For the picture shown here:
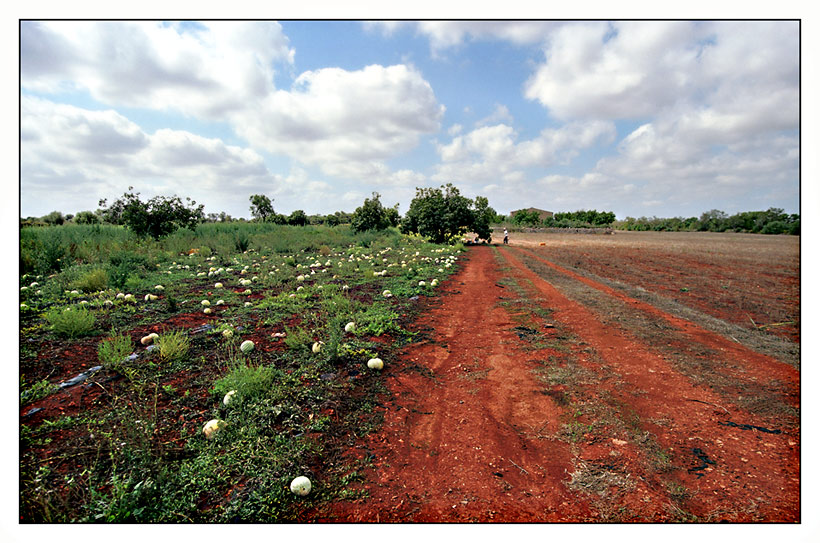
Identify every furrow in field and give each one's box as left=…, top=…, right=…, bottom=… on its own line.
left=498, top=247, right=800, bottom=521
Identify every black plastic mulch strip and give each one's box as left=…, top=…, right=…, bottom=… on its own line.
left=719, top=420, right=781, bottom=434
left=688, top=447, right=716, bottom=478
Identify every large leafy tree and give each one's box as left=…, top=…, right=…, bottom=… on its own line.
left=401, top=183, right=493, bottom=244
left=351, top=192, right=400, bottom=232
left=249, top=194, right=275, bottom=222
left=99, top=187, right=204, bottom=239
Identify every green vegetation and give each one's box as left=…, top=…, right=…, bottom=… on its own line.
left=20, top=218, right=463, bottom=522
left=351, top=192, right=400, bottom=233
left=45, top=307, right=97, bottom=338
left=98, top=187, right=205, bottom=239
left=97, top=332, right=135, bottom=366
left=154, top=330, right=191, bottom=363
left=400, top=183, right=497, bottom=243
left=615, top=208, right=799, bottom=235
left=512, top=209, right=616, bottom=228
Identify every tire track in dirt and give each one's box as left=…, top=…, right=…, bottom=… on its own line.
left=498, top=247, right=800, bottom=521
left=321, top=248, right=593, bottom=522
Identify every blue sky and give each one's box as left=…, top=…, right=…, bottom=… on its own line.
left=19, top=18, right=801, bottom=220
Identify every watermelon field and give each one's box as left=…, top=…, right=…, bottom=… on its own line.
left=18, top=225, right=800, bottom=522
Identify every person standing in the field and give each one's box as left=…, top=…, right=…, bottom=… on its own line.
left=503, top=228, right=509, bottom=245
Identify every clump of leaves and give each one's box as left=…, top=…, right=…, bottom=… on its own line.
left=45, top=307, right=96, bottom=338
left=154, top=330, right=190, bottom=362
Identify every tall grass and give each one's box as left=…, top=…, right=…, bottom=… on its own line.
left=21, top=222, right=396, bottom=281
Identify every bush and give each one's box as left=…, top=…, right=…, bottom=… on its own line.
left=74, top=268, right=109, bottom=293
left=46, top=307, right=97, bottom=338
left=108, top=251, right=149, bottom=289
left=74, top=211, right=100, bottom=224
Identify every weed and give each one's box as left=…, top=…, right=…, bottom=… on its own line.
left=154, top=330, right=190, bottom=362
left=284, top=325, right=314, bottom=352
left=74, top=268, right=109, bottom=293
left=20, top=377, right=57, bottom=404
left=354, top=304, right=402, bottom=336
left=45, top=307, right=96, bottom=338
left=98, top=332, right=134, bottom=366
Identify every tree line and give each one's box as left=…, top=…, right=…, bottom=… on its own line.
left=509, top=208, right=616, bottom=228
left=20, top=187, right=799, bottom=241
left=20, top=184, right=499, bottom=244
left=614, top=208, right=799, bottom=235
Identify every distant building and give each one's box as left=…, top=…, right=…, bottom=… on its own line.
left=510, top=207, right=554, bottom=221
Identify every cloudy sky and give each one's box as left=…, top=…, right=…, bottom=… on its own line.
left=19, top=18, right=800, bottom=220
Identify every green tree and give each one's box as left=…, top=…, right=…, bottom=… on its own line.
left=511, top=209, right=540, bottom=226
left=98, top=187, right=204, bottom=239
left=287, top=209, right=308, bottom=226
left=351, top=192, right=399, bottom=232
left=471, top=196, right=496, bottom=240
left=249, top=194, right=275, bottom=222
left=41, top=211, right=65, bottom=225
left=401, top=183, right=492, bottom=244
left=74, top=210, right=100, bottom=224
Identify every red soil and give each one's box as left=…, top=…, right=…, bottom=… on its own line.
left=317, top=245, right=799, bottom=522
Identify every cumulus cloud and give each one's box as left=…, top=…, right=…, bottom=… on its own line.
left=232, top=64, right=444, bottom=178
left=21, top=97, right=278, bottom=216
left=21, top=22, right=443, bottom=190
left=518, top=20, right=799, bottom=216
left=21, top=21, right=295, bottom=118
left=433, top=120, right=616, bottom=183
left=524, top=21, right=798, bottom=126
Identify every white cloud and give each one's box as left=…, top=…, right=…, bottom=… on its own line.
left=21, top=22, right=443, bottom=191
left=21, top=97, right=278, bottom=216
left=232, top=64, right=444, bottom=178
left=433, top=120, right=616, bottom=183
left=367, top=21, right=562, bottom=53
left=21, top=21, right=295, bottom=118
left=475, top=104, right=514, bottom=127
left=524, top=20, right=799, bottom=127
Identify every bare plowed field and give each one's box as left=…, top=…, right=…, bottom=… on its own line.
left=316, top=233, right=800, bottom=522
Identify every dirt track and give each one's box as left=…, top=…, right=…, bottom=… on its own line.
left=316, top=245, right=799, bottom=522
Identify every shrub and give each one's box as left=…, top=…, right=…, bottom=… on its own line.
left=108, top=251, right=149, bottom=289
left=761, top=220, right=788, bottom=235
left=154, top=330, right=190, bottom=362
left=46, top=307, right=96, bottom=338
left=74, top=211, right=100, bottom=224
left=74, top=268, right=109, bottom=293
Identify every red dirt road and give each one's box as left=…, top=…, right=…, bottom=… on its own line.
left=317, top=245, right=800, bottom=522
